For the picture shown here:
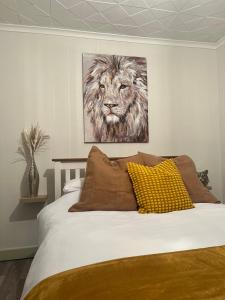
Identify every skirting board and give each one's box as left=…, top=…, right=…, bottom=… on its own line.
left=0, top=246, right=37, bottom=261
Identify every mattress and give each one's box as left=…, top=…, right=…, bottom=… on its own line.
left=22, top=191, right=225, bottom=299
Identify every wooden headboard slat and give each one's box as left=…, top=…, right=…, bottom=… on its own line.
left=52, top=156, right=176, bottom=163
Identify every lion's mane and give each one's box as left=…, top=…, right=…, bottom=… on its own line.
left=84, top=55, right=148, bottom=142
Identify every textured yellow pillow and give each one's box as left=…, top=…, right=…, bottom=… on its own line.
left=128, top=160, right=194, bottom=213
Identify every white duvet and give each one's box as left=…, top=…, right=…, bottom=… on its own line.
left=22, top=191, right=225, bottom=299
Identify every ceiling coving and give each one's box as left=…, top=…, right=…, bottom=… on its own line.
left=0, top=0, right=225, bottom=43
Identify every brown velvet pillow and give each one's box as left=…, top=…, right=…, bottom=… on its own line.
left=69, top=147, right=143, bottom=212
left=139, top=152, right=220, bottom=204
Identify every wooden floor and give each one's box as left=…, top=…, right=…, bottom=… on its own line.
left=0, top=258, right=32, bottom=300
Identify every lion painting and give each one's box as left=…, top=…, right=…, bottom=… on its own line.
left=83, top=54, right=148, bottom=143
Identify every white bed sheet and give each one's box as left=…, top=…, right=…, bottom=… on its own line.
left=22, top=191, right=225, bottom=299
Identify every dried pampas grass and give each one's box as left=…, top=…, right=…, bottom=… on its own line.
left=18, top=124, right=50, bottom=159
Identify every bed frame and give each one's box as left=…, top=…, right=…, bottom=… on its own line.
left=52, top=158, right=87, bottom=200
left=52, top=156, right=176, bottom=200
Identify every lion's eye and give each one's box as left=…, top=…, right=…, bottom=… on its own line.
left=99, top=84, right=105, bottom=89
left=120, top=84, right=127, bottom=90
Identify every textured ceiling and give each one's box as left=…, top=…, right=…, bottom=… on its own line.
left=1, top=0, right=225, bottom=43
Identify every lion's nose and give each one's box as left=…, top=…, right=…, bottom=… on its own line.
left=104, top=103, right=118, bottom=109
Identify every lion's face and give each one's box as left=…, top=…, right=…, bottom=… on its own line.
left=98, top=69, right=136, bottom=124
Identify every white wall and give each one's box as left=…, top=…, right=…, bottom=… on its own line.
left=0, top=29, right=222, bottom=252
left=217, top=42, right=225, bottom=199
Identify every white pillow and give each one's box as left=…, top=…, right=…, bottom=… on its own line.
left=63, top=178, right=84, bottom=193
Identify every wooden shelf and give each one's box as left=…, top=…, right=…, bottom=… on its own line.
left=20, top=195, right=48, bottom=203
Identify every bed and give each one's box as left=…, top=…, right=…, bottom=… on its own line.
left=21, top=155, right=225, bottom=300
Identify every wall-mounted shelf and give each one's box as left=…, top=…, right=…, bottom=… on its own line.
left=20, top=195, right=48, bottom=203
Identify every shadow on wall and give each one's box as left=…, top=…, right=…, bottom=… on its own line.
left=10, top=202, right=44, bottom=221
left=9, top=168, right=55, bottom=222
left=44, top=169, right=55, bottom=204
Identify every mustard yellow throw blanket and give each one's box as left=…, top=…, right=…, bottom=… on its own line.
left=25, top=245, right=225, bottom=300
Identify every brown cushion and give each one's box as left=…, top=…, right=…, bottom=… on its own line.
left=139, top=152, right=220, bottom=204
left=69, top=147, right=143, bottom=212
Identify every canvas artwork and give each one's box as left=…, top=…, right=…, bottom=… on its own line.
left=83, top=53, right=149, bottom=143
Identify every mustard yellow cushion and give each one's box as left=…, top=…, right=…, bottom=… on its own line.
left=128, top=160, right=194, bottom=213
